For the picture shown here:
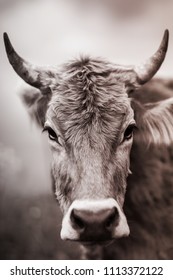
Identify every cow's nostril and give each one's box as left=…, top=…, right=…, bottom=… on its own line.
left=104, top=207, right=119, bottom=229
left=71, top=209, right=85, bottom=230
left=70, top=206, right=119, bottom=233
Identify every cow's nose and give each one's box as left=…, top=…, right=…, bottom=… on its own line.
left=60, top=199, right=130, bottom=241
left=70, top=207, right=119, bottom=241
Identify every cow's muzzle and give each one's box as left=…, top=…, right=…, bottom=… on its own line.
left=60, top=199, right=130, bottom=242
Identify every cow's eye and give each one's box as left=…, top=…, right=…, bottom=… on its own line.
left=43, top=126, right=61, bottom=144
left=47, top=128, right=58, bottom=141
left=123, top=124, right=136, bottom=141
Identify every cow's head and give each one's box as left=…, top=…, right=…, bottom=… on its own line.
left=4, top=30, right=173, bottom=244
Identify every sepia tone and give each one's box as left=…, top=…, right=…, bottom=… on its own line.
left=0, top=0, right=173, bottom=260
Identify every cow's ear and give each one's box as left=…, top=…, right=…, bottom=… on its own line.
left=20, top=84, right=51, bottom=127
left=132, top=98, right=173, bottom=145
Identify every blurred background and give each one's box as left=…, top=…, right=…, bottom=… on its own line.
left=0, top=0, right=173, bottom=259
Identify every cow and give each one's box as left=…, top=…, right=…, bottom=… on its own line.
left=3, top=30, right=173, bottom=259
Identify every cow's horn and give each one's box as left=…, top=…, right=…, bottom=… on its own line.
left=3, top=32, right=47, bottom=88
left=134, top=30, right=169, bottom=84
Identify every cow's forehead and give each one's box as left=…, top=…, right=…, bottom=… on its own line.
left=46, top=57, right=134, bottom=145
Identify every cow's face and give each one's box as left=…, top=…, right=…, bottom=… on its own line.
left=4, top=30, right=173, bottom=244
left=44, top=62, right=136, bottom=241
